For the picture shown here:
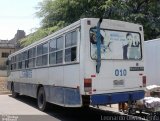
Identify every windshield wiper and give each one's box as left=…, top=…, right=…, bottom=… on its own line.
left=96, top=18, right=103, bottom=73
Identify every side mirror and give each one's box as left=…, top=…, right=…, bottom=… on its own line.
left=6, top=60, right=9, bottom=66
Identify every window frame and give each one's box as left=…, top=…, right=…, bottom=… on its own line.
left=28, top=47, right=36, bottom=68
left=49, top=35, right=64, bottom=65
left=36, top=42, right=49, bottom=67
left=1, top=52, right=9, bottom=58
left=10, top=56, right=17, bottom=70
left=17, top=53, right=22, bottom=70
left=64, top=30, right=78, bottom=63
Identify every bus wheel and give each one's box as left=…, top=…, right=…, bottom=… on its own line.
left=11, top=83, right=19, bottom=98
left=37, top=87, right=48, bottom=111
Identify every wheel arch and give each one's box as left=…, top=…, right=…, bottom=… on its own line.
left=36, top=84, right=44, bottom=98
left=11, top=81, right=14, bottom=90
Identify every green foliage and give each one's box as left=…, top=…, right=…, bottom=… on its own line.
left=21, top=0, right=160, bottom=46
left=20, top=25, right=61, bottom=47
left=36, top=0, right=106, bottom=27
left=102, top=0, right=160, bottom=40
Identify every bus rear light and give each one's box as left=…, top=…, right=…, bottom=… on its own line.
left=142, top=76, right=146, bottom=87
left=84, top=78, right=92, bottom=92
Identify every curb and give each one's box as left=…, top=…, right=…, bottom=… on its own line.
left=0, top=91, right=11, bottom=95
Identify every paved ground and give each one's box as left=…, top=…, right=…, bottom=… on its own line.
left=0, top=94, right=146, bottom=121
left=0, top=95, right=59, bottom=121
left=0, top=94, right=46, bottom=115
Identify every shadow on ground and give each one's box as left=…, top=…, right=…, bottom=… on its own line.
left=9, top=95, right=146, bottom=121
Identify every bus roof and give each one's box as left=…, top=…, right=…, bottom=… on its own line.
left=9, top=19, right=81, bottom=58
left=8, top=18, right=142, bottom=58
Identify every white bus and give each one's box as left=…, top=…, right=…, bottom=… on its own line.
left=7, top=18, right=145, bottom=111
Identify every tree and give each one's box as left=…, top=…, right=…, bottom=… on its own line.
left=102, top=0, right=160, bottom=40
left=21, top=0, right=106, bottom=46
left=21, top=0, right=160, bottom=46
left=36, top=0, right=106, bottom=28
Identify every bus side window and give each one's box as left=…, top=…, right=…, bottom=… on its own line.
left=25, top=60, right=29, bottom=68
left=65, top=31, right=77, bottom=62
left=36, top=42, right=48, bottom=66
left=28, top=48, right=36, bottom=68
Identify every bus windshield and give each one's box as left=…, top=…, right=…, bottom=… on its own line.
left=90, top=29, right=142, bottom=60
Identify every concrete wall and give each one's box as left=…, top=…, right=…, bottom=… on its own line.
left=0, top=77, right=9, bottom=94
left=0, top=70, right=7, bottom=77
left=0, top=45, right=15, bottom=94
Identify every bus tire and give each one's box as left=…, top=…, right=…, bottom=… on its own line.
left=37, top=87, right=48, bottom=111
left=11, top=83, right=19, bottom=98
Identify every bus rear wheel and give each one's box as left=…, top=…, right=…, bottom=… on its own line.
left=37, top=87, right=48, bottom=111
left=11, top=83, right=19, bottom=98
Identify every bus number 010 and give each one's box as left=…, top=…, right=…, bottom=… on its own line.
left=115, top=69, right=127, bottom=76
